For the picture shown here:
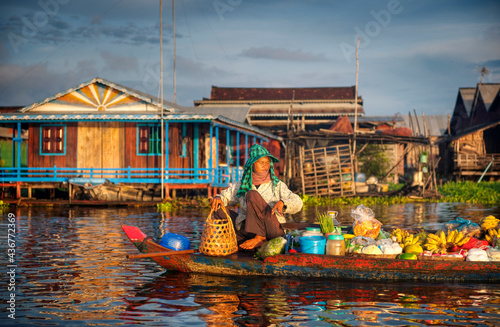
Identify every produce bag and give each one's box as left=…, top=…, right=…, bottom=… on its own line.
left=457, top=221, right=481, bottom=238
left=351, top=205, right=382, bottom=239
left=347, top=236, right=376, bottom=253
left=486, top=247, right=500, bottom=261
left=466, top=248, right=489, bottom=261
left=442, top=217, right=481, bottom=238
left=362, top=244, right=382, bottom=255
left=460, top=238, right=489, bottom=251
left=442, top=217, right=466, bottom=233
left=255, top=237, right=287, bottom=260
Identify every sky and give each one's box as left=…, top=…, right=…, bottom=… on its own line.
left=0, top=0, right=499, bottom=116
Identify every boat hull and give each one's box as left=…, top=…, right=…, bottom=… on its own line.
left=122, top=225, right=500, bottom=283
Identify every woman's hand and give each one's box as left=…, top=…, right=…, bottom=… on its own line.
left=272, top=200, right=284, bottom=216
left=211, top=196, right=224, bottom=211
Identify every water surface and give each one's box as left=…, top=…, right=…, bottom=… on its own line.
left=0, top=203, right=499, bottom=326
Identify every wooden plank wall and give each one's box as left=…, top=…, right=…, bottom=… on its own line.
left=28, top=122, right=78, bottom=168
left=124, top=122, right=159, bottom=170
left=77, top=122, right=124, bottom=177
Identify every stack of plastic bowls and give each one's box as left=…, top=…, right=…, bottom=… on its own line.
left=159, top=233, right=191, bottom=251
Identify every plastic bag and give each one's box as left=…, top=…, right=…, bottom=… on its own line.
left=486, top=247, right=500, bottom=261
left=351, top=205, right=382, bottom=239
left=457, top=221, right=481, bottom=238
left=362, top=244, right=382, bottom=255
left=377, top=229, right=390, bottom=240
left=442, top=217, right=466, bottom=233
left=255, top=237, right=287, bottom=260
left=466, top=248, right=489, bottom=262
left=442, top=217, right=481, bottom=238
left=461, top=238, right=489, bottom=251
left=346, top=236, right=375, bottom=253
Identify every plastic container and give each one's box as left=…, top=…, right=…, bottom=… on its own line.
left=159, top=233, right=191, bottom=251
left=302, top=227, right=323, bottom=237
left=326, top=234, right=345, bottom=256
left=355, top=173, right=366, bottom=183
left=299, top=236, right=326, bottom=254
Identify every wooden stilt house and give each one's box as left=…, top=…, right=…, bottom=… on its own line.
left=0, top=78, right=280, bottom=201
left=444, top=83, right=500, bottom=180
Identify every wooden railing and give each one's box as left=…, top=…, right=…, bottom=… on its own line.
left=0, top=166, right=244, bottom=187
left=454, top=153, right=499, bottom=175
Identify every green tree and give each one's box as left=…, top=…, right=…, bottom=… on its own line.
left=357, top=144, right=390, bottom=179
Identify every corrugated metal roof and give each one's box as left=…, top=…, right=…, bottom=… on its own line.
left=402, top=114, right=449, bottom=136
left=459, top=87, right=476, bottom=116
left=180, top=106, right=250, bottom=123
left=478, top=84, right=500, bottom=111
left=208, top=86, right=357, bottom=101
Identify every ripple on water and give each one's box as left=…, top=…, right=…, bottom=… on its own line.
left=0, top=205, right=499, bottom=326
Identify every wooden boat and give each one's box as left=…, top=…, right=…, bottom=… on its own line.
left=122, top=225, right=500, bottom=283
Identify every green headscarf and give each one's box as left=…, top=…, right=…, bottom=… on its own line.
left=237, top=144, right=280, bottom=198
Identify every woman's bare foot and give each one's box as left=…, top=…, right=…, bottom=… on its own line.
left=239, top=235, right=266, bottom=250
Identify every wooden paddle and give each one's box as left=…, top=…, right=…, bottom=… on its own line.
left=127, top=249, right=196, bottom=259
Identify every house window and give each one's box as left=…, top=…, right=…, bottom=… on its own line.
left=138, top=124, right=161, bottom=155
left=40, top=125, right=66, bottom=155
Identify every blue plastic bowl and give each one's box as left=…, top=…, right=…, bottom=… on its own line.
left=299, top=236, right=326, bottom=254
left=159, top=233, right=191, bottom=251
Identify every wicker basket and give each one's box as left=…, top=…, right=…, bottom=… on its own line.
left=199, top=207, right=238, bottom=256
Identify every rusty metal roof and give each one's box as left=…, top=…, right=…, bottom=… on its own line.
left=205, top=86, right=358, bottom=101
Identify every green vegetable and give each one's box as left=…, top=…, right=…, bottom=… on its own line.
left=317, top=211, right=336, bottom=234
left=255, top=237, right=287, bottom=260
left=398, top=253, right=418, bottom=260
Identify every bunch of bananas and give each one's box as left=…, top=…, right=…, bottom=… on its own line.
left=480, top=215, right=499, bottom=231
left=485, top=228, right=500, bottom=244
left=424, top=230, right=470, bottom=254
left=390, top=229, right=424, bottom=254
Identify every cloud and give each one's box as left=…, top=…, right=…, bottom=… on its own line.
left=100, top=51, right=139, bottom=72
left=0, top=63, right=87, bottom=106
left=240, top=46, right=328, bottom=62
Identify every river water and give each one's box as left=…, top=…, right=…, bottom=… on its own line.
left=1, top=203, right=499, bottom=326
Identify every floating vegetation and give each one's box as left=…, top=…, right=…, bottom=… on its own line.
left=0, top=200, right=9, bottom=211
left=438, top=181, right=500, bottom=205
left=157, top=201, right=174, bottom=212
left=302, top=181, right=500, bottom=206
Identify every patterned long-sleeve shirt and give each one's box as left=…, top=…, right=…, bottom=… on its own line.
left=217, top=180, right=303, bottom=230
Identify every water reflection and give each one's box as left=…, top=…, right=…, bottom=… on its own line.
left=124, top=272, right=500, bottom=326
left=0, top=204, right=499, bottom=326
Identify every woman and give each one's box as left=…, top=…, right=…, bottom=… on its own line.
left=211, top=144, right=303, bottom=250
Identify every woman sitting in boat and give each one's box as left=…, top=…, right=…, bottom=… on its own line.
left=211, top=144, right=303, bottom=250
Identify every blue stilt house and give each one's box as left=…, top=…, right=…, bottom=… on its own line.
left=0, top=78, right=281, bottom=201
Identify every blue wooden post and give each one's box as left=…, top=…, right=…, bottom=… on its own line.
left=194, top=123, right=199, bottom=180
left=165, top=122, right=169, bottom=181
left=215, top=126, right=219, bottom=184
left=245, top=134, right=249, bottom=163
left=12, top=122, right=23, bottom=179
left=209, top=123, right=213, bottom=183
left=236, top=131, right=240, bottom=181
left=128, top=166, right=131, bottom=180
left=90, top=168, right=93, bottom=178
left=53, top=166, right=57, bottom=178
left=226, top=128, right=230, bottom=183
